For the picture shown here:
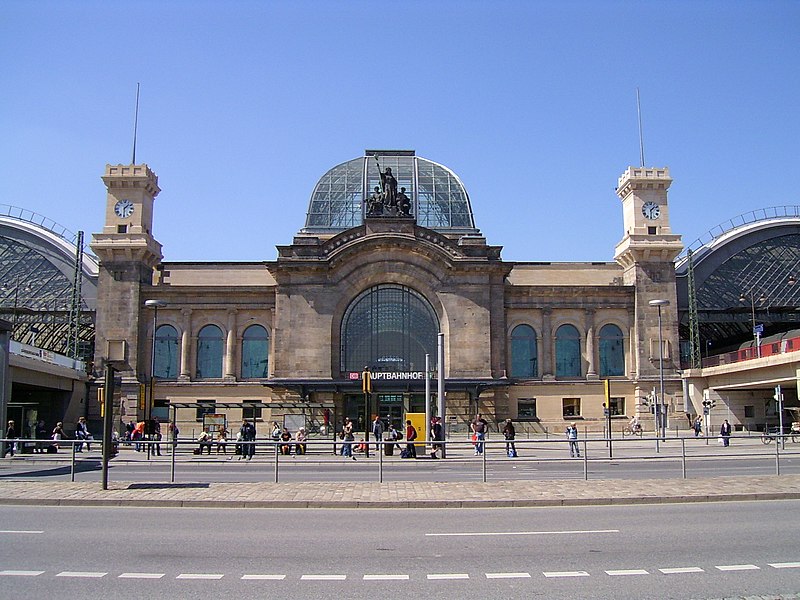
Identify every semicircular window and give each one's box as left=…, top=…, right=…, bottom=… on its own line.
left=555, top=324, right=582, bottom=378
left=241, top=324, right=269, bottom=379
left=196, top=324, right=224, bottom=379
left=154, top=324, right=179, bottom=379
left=340, top=285, right=439, bottom=374
left=510, top=324, right=538, bottom=378
left=599, top=324, right=625, bottom=377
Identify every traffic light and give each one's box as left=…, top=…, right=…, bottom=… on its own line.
left=701, top=398, right=715, bottom=415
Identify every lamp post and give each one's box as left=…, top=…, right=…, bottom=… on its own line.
left=738, top=290, right=766, bottom=358
left=144, top=299, right=167, bottom=459
left=649, top=299, right=669, bottom=446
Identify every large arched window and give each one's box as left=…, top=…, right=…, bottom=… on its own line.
left=555, top=324, right=581, bottom=378
left=241, top=324, right=269, bottom=379
left=340, top=284, right=439, bottom=373
left=154, top=324, right=179, bottom=379
left=196, top=324, right=223, bottom=379
left=510, top=324, right=538, bottom=378
left=599, top=324, right=625, bottom=377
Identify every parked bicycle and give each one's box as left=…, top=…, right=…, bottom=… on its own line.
left=760, top=426, right=800, bottom=444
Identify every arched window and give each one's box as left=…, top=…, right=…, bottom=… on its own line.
left=241, top=324, right=269, bottom=379
left=154, top=324, right=179, bottom=379
left=196, top=324, right=223, bottom=379
left=599, top=324, right=625, bottom=377
left=510, top=324, right=538, bottom=378
left=555, top=324, right=581, bottom=377
left=340, top=284, right=439, bottom=373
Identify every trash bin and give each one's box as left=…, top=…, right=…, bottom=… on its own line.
left=384, top=442, right=394, bottom=456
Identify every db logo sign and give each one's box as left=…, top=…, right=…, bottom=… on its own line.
left=348, top=372, right=360, bottom=380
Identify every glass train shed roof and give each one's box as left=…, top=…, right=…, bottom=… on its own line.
left=302, top=150, right=479, bottom=237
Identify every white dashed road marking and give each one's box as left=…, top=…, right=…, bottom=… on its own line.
left=659, top=567, right=704, bottom=574
left=543, top=571, right=590, bottom=578
left=427, top=573, right=469, bottom=580
left=426, top=529, right=618, bottom=537
left=241, top=574, right=286, bottom=580
left=715, top=564, right=760, bottom=571
left=769, top=562, right=800, bottom=569
left=0, top=570, right=44, bottom=576
left=176, top=573, right=224, bottom=580
left=363, top=574, right=410, bottom=580
left=0, top=530, right=43, bottom=534
left=485, top=572, right=531, bottom=579
left=56, top=571, right=107, bottom=578
left=606, top=569, right=649, bottom=576
left=300, top=574, right=346, bottom=580
left=118, top=573, right=165, bottom=579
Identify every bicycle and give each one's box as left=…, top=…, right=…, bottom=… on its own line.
left=622, top=424, right=643, bottom=437
left=761, top=427, right=782, bottom=444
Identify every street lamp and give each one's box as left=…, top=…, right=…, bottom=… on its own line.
left=738, top=290, right=766, bottom=358
left=144, top=299, right=167, bottom=459
left=649, top=299, right=669, bottom=448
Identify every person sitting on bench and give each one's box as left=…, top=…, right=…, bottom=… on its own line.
left=197, top=428, right=213, bottom=454
left=279, top=428, right=293, bottom=455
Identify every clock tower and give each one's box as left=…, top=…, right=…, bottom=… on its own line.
left=91, top=164, right=163, bottom=377
left=613, top=167, right=683, bottom=383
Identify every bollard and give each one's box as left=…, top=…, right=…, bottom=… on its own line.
left=680, top=437, right=686, bottom=479
left=274, top=441, right=279, bottom=483
left=378, top=440, right=383, bottom=483
left=70, top=440, right=76, bottom=482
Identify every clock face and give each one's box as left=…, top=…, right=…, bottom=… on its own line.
left=114, top=199, right=134, bottom=218
left=641, top=201, right=660, bottom=220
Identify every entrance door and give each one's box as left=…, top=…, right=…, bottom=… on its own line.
left=377, top=394, right=404, bottom=430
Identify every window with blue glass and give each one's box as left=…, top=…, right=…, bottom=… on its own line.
left=555, top=324, right=581, bottom=377
left=196, top=324, right=223, bottom=379
left=510, top=324, right=538, bottom=378
left=241, top=325, right=269, bottom=379
left=154, top=324, right=179, bottom=379
left=340, top=284, right=439, bottom=373
left=599, top=324, right=625, bottom=377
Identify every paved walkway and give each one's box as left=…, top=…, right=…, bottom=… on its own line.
left=0, top=474, right=799, bottom=509
left=2, top=436, right=799, bottom=508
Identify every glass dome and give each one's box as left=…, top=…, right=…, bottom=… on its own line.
left=302, top=150, right=478, bottom=236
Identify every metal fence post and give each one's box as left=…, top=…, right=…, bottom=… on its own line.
left=70, top=440, right=76, bottom=482
left=583, top=440, right=588, bottom=480
left=378, top=440, right=383, bottom=483
left=170, top=440, right=176, bottom=483
left=681, top=437, right=686, bottom=479
left=482, top=440, right=487, bottom=483
left=775, top=436, right=780, bottom=476
left=274, top=441, right=279, bottom=483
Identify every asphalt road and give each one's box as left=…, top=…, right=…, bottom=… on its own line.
left=1, top=501, right=799, bottom=599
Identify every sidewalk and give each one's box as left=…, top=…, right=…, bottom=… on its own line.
left=1, top=474, right=799, bottom=509
left=2, top=436, right=799, bottom=508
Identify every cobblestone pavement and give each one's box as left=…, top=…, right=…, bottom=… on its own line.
left=0, top=473, right=798, bottom=509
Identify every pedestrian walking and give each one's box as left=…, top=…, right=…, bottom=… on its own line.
left=405, top=419, right=418, bottom=459
left=340, top=417, right=355, bottom=460
left=471, top=413, right=488, bottom=455
left=566, top=422, right=580, bottom=457
left=693, top=416, right=703, bottom=437
left=503, top=418, right=517, bottom=457
left=51, top=422, right=65, bottom=451
left=152, top=417, right=162, bottom=456
left=372, top=415, right=384, bottom=444
left=76, top=416, right=92, bottom=452
left=240, top=420, right=256, bottom=460
left=3, top=420, right=17, bottom=457
left=430, top=416, right=443, bottom=459
left=720, top=419, right=732, bottom=446
left=35, top=420, right=48, bottom=453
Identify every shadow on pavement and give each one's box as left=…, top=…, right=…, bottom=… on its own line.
left=127, top=482, right=210, bottom=489
left=0, top=460, right=103, bottom=478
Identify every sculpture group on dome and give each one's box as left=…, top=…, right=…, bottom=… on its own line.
left=365, top=159, right=412, bottom=218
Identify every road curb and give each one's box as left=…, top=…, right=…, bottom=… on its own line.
left=1, top=491, right=799, bottom=509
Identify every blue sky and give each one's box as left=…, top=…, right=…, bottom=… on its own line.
left=2, top=0, right=798, bottom=263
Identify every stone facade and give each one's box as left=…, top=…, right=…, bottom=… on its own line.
left=91, top=155, right=684, bottom=436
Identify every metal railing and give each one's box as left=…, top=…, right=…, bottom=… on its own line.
left=3, top=434, right=799, bottom=484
